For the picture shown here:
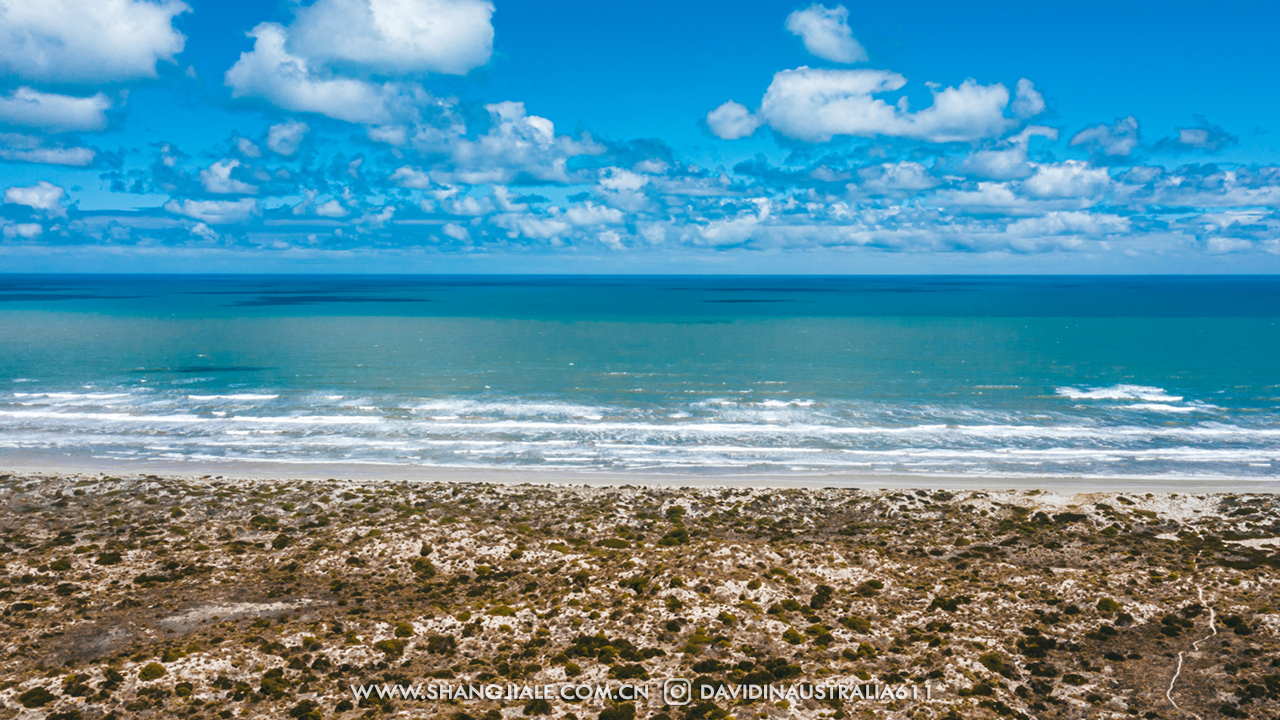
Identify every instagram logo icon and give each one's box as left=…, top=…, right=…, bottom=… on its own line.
left=663, top=678, right=692, bottom=706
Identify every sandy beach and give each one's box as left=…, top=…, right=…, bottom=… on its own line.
left=6, top=455, right=1277, bottom=494
left=0, top=469, right=1276, bottom=720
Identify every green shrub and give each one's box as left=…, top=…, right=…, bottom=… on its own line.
left=374, top=639, right=405, bottom=656
left=658, top=528, right=689, bottom=546
left=17, top=687, right=55, bottom=708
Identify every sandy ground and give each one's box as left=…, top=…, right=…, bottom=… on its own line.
left=0, top=469, right=1277, bottom=720
left=5, top=455, right=1277, bottom=494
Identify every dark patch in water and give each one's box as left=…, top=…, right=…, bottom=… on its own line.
left=0, top=294, right=149, bottom=301
left=699, top=299, right=792, bottom=304
left=226, top=296, right=434, bottom=307
left=688, top=287, right=840, bottom=293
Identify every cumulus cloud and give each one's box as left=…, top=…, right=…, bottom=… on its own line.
left=226, top=24, right=419, bottom=124
left=1206, top=237, right=1253, bottom=254
left=390, top=166, right=433, bottom=189
left=226, top=0, right=492, bottom=123
left=0, top=133, right=95, bottom=166
left=442, top=101, right=603, bottom=184
left=289, top=0, right=494, bottom=76
left=493, top=211, right=572, bottom=241
left=706, top=101, right=761, bottom=140
left=315, top=199, right=348, bottom=217
left=756, top=68, right=1013, bottom=143
left=1010, top=78, right=1044, bottom=119
left=961, top=125, right=1057, bottom=180
left=200, top=159, right=257, bottom=195
left=1071, top=116, right=1140, bottom=157
left=598, top=168, right=648, bottom=192
left=2, top=221, right=43, bottom=239
left=164, top=198, right=261, bottom=224
left=267, top=120, right=309, bottom=155
left=442, top=221, right=469, bottom=240
left=785, top=4, right=867, bottom=63
left=4, top=180, right=67, bottom=216
left=235, top=138, right=261, bottom=158
left=0, top=0, right=188, bottom=83
left=1151, top=119, right=1238, bottom=154
left=1004, top=211, right=1129, bottom=238
left=1022, top=161, right=1111, bottom=199
left=856, top=161, right=938, bottom=193
left=564, top=201, right=623, bottom=226
left=0, top=87, right=110, bottom=131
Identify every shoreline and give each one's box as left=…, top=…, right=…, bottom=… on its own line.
left=4, top=456, right=1277, bottom=494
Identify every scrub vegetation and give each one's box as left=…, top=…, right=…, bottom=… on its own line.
left=0, top=473, right=1277, bottom=719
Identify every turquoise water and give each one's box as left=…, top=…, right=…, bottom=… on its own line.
left=1, top=275, right=1278, bottom=481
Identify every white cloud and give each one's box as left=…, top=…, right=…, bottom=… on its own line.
left=200, top=159, right=257, bottom=195
left=236, top=137, right=261, bottom=158
left=493, top=212, right=571, bottom=240
left=706, top=101, right=761, bottom=140
left=1070, top=116, right=1139, bottom=157
left=0, top=87, right=110, bottom=131
left=315, top=199, right=348, bottom=217
left=1010, top=78, right=1044, bottom=119
left=367, top=125, right=407, bottom=146
left=446, top=194, right=492, bottom=215
left=390, top=166, right=434, bottom=189
left=0, top=134, right=94, bottom=166
left=599, top=168, right=648, bottom=192
left=961, top=125, right=1057, bottom=180
left=1206, top=237, right=1253, bottom=254
left=492, top=186, right=528, bottom=212
left=226, top=23, right=418, bottom=124
left=443, top=101, right=603, bottom=184
left=565, top=202, right=623, bottom=226
left=355, top=205, right=395, bottom=231
left=188, top=222, right=219, bottom=242
left=267, top=120, right=309, bottom=155
left=442, top=222, right=469, bottom=240
left=164, top=198, right=261, bottom=224
left=757, top=68, right=1013, bottom=143
left=290, top=0, right=493, bottom=76
left=1022, top=161, right=1111, bottom=199
left=857, top=161, right=938, bottom=192
left=3, top=221, right=43, bottom=238
left=4, top=180, right=66, bottom=216
left=1005, top=211, right=1129, bottom=238
left=785, top=5, right=867, bottom=63
left=1179, top=128, right=1212, bottom=147
left=597, top=230, right=624, bottom=250
left=226, top=0, right=493, bottom=123
left=696, top=213, right=764, bottom=247
left=0, top=0, right=188, bottom=83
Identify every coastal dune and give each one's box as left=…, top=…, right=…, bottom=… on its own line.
left=0, top=471, right=1277, bottom=720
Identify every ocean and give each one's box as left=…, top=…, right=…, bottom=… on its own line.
left=1, top=274, right=1277, bottom=484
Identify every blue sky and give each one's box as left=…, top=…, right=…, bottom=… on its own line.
left=1, top=0, right=1278, bottom=273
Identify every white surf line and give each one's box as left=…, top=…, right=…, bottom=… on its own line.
left=1165, top=584, right=1217, bottom=719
